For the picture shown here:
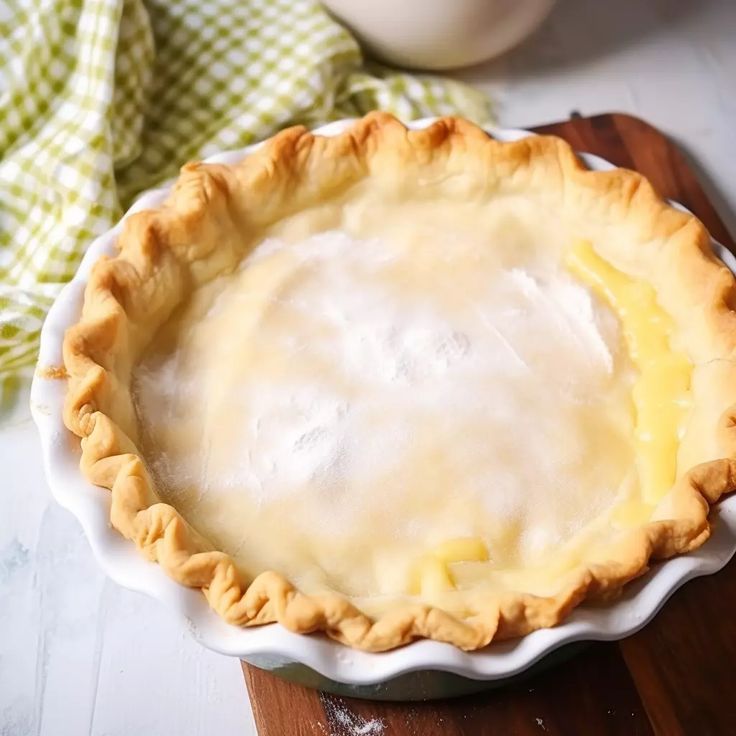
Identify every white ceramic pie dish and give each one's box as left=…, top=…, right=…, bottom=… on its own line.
left=30, top=118, right=736, bottom=693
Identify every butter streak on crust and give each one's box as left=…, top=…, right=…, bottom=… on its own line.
left=566, top=239, right=692, bottom=508
left=62, top=113, right=736, bottom=651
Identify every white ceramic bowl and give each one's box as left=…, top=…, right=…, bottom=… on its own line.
left=31, top=119, right=736, bottom=696
left=322, top=0, right=556, bottom=70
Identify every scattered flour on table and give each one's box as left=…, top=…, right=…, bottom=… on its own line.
left=318, top=696, right=385, bottom=735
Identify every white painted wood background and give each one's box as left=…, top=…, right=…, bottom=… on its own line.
left=2, top=0, right=734, bottom=733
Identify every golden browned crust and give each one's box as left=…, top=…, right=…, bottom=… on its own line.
left=37, top=365, right=68, bottom=380
left=62, top=113, right=736, bottom=651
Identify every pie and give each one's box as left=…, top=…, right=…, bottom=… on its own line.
left=63, top=113, right=736, bottom=652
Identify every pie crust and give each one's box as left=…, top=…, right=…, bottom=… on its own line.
left=62, top=113, right=736, bottom=651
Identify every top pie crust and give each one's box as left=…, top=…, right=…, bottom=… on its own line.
left=62, top=113, right=736, bottom=651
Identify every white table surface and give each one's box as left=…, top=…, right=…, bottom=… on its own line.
left=2, top=0, right=734, bottom=733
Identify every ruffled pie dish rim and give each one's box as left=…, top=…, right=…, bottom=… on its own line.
left=34, top=115, right=736, bottom=668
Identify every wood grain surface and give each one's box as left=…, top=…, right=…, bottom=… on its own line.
left=243, top=113, right=736, bottom=736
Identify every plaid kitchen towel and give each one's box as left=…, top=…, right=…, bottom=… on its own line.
left=0, top=0, right=491, bottom=375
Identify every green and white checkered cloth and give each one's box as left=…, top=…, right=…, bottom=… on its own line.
left=0, top=0, right=491, bottom=375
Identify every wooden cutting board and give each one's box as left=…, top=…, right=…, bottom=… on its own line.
left=242, top=113, right=736, bottom=735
